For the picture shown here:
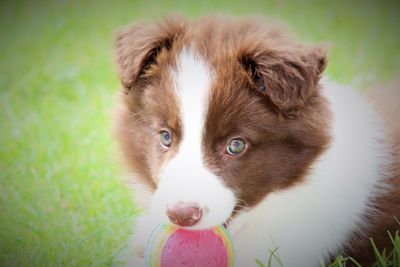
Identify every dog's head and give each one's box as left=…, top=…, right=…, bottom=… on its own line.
left=114, top=15, right=330, bottom=229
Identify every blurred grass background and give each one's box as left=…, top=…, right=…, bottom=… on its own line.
left=0, top=0, right=399, bottom=266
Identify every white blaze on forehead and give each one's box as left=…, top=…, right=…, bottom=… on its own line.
left=177, top=48, right=209, bottom=156
left=150, top=48, right=235, bottom=229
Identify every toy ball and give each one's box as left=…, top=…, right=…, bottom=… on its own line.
left=145, top=224, right=234, bottom=267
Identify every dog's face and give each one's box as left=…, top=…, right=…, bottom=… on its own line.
left=114, top=16, right=331, bottom=229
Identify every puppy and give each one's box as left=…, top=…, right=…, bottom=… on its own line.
left=113, top=15, right=400, bottom=267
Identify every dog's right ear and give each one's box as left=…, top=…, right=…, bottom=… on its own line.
left=114, top=17, right=186, bottom=94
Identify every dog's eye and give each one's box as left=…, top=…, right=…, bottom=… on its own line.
left=254, top=74, right=265, bottom=93
left=226, top=138, right=246, bottom=155
left=159, top=130, right=172, bottom=148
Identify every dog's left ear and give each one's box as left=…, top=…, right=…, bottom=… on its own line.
left=114, top=16, right=186, bottom=93
left=241, top=42, right=328, bottom=118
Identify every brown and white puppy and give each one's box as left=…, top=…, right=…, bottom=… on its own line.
left=113, top=15, right=400, bottom=267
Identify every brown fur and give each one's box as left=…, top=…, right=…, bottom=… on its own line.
left=190, top=15, right=331, bottom=208
left=113, top=16, right=187, bottom=207
left=113, top=15, right=400, bottom=265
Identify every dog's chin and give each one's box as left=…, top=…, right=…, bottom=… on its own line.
left=186, top=211, right=234, bottom=230
left=155, top=216, right=233, bottom=231
left=149, top=203, right=235, bottom=230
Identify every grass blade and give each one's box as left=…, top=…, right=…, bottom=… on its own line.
left=255, top=258, right=266, bottom=267
left=371, top=238, right=387, bottom=267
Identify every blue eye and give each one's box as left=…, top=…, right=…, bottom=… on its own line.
left=159, top=130, right=172, bottom=147
left=226, top=138, right=246, bottom=155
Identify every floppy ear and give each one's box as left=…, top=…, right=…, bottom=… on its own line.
left=241, top=42, right=328, bottom=118
left=114, top=17, right=186, bottom=93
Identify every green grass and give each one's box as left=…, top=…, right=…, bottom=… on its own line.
left=256, top=221, right=400, bottom=267
left=0, top=0, right=399, bottom=266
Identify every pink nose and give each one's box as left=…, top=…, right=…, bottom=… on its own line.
left=166, top=202, right=202, bottom=227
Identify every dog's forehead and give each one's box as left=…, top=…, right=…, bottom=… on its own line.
left=168, top=44, right=264, bottom=142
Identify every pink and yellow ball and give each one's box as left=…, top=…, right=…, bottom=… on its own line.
left=145, top=224, right=234, bottom=267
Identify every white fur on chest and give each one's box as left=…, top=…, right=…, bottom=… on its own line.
left=228, top=80, right=391, bottom=267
